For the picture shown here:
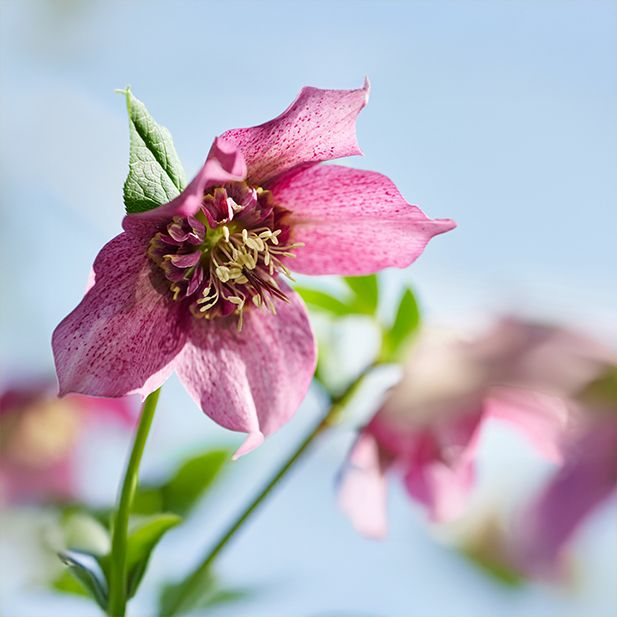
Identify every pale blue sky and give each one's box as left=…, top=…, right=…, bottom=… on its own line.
left=1, top=1, right=616, bottom=616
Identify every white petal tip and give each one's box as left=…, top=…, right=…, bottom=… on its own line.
left=232, top=431, right=265, bottom=460
left=362, top=76, right=371, bottom=103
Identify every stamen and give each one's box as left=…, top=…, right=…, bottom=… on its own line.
left=149, top=181, right=300, bottom=327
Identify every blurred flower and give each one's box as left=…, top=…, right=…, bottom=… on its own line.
left=0, top=377, right=133, bottom=505
left=512, top=370, right=617, bottom=578
left=53, top=81, right=455, bottom=456
left=452, top=509, right=525, bottom=587
left=338, top=319, right=614, bottom=538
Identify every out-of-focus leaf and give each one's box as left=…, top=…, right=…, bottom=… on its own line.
left=579, top=367, right=617, bottom=408
left=131, top=486, right=165, bottom=516
left=120, top=88, right=186, bottom=214
left=158, top=571, right=215, bottom=617
left=295, top=287, right=353, bottom=317
left=381, top=287, right=421, bottom=361
left=343, top=275, right=379, bottom=315
left=62, top=512, right=111, bottom=556
left=132, top=449, right=229, bottom=517
left=125, top=514, right=182, bottom=598
left=460, top=548, right=525, bottom=587
left=52, top=569, right=90, bottom=598
left=159, top=570, right=252, bottom=617
left=58, top=550, right=108, bottom=610
left=162, top=450, right=228, bottom=516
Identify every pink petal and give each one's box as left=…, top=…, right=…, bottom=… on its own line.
left=69, top=394, right=137, bottom=425
left=404, top=456, right=477, bottom=523
left=515, top=418, right=617, bottom=575
left=270, top=164, right=456, bottom=275
left=220, top=79, right=370, bottom=185
left=486, top=388, right=570, bottom=463
left=175, top=288, right=316, bottom=456
left=402, top=411, right=485, bottom=522
left=125, top=137, right=247, bottom=224
left=52, top=231, right=186, bottom=400
left=338, top=433, right=389, bottom=539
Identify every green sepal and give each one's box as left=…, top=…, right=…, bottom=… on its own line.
left=120, top=88, right=186, bottom=213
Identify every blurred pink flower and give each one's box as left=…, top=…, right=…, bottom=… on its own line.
left=339, top=319, right=614, bottom=538
left=52, top=81, right=455, bottom=457
left=0, top=378, right=134, bottom=505
left=512, top=389, right=617, bottom=577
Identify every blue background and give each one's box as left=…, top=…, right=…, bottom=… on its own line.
left=1, top=1, right=616, bottom=616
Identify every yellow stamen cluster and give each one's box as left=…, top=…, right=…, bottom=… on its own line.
left=195, top=224, right=303, bottom=329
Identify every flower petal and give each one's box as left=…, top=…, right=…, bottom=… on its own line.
left=402, top=410, right=485, bottom=522
left=125, top=137, right=247, bottom=225
left=52, top=231, right=186, bottom=399
left=486, top=388, right=570, bottom=463
left=514, top=418, right=617, bottom=575
left=175, top=288, right=316, bottom=456
left=404, top=455, right=477, bottom=523
left=270, top=164, right=456, bottom=275
left=338, top=433, right=389, bottom=539
left=220, top=79, right=370, bottom=185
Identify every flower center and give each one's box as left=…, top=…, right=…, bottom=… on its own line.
left=148, top=182, right=302, bottom=329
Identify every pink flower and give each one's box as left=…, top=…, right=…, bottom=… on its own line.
left=52, top=82, right=454, bottom=456
left=338, top=319, right=613, bottom=538
left=513, top=390, right=617, bottom=577
left=0, top=378, right=134, bottom=505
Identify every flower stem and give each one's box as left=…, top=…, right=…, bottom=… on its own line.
left=163, top=369, right=371, bottom=617
left=108, top=388, right=161, bottom=617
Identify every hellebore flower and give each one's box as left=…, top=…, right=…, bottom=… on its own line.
left=513, top=372, right=617, bottom=577
left=52, top=81, right=454, bottom=455
left=0, top=378, right=133, bottom=505
left=338, top=319, right=613, bottom=538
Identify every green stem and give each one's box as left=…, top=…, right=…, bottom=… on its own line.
left=164, top=369, right=371, bottom=617
left=108, top=388, right=161, bottom=617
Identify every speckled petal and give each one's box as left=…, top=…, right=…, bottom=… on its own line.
left=220, top=80, right=370, bottom=185
left=52, top=231, right=186, bottom=399
left=175, top=288, right=316, bottom=457
left=270, top=164, right=456, bottom=275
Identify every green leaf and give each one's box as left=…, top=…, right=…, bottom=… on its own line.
left=460, top=547, right=525, bottom=587
left=159, top=571, right=251, bottom=617
left=161, top=449, right=229, bottom=516
left=295, top=287, right=353, bottom=317
left=120, top=88, right=186, bottom=214
left=62, top=512, right=111, bottom=556
left=343, top=275, right=379, bottom=315
left=381, top=287, right=421, bottom=361
left=131, top=485, right=165, bottom=516
left=52, top=569, right=91, bottom=598
left=58, top=550, right=108, bottom=610
left=125, top=513, right=182, bottom=598
left=579, top=367, right=617, bottom=408
left=132, top=449, right=229, bottom=517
